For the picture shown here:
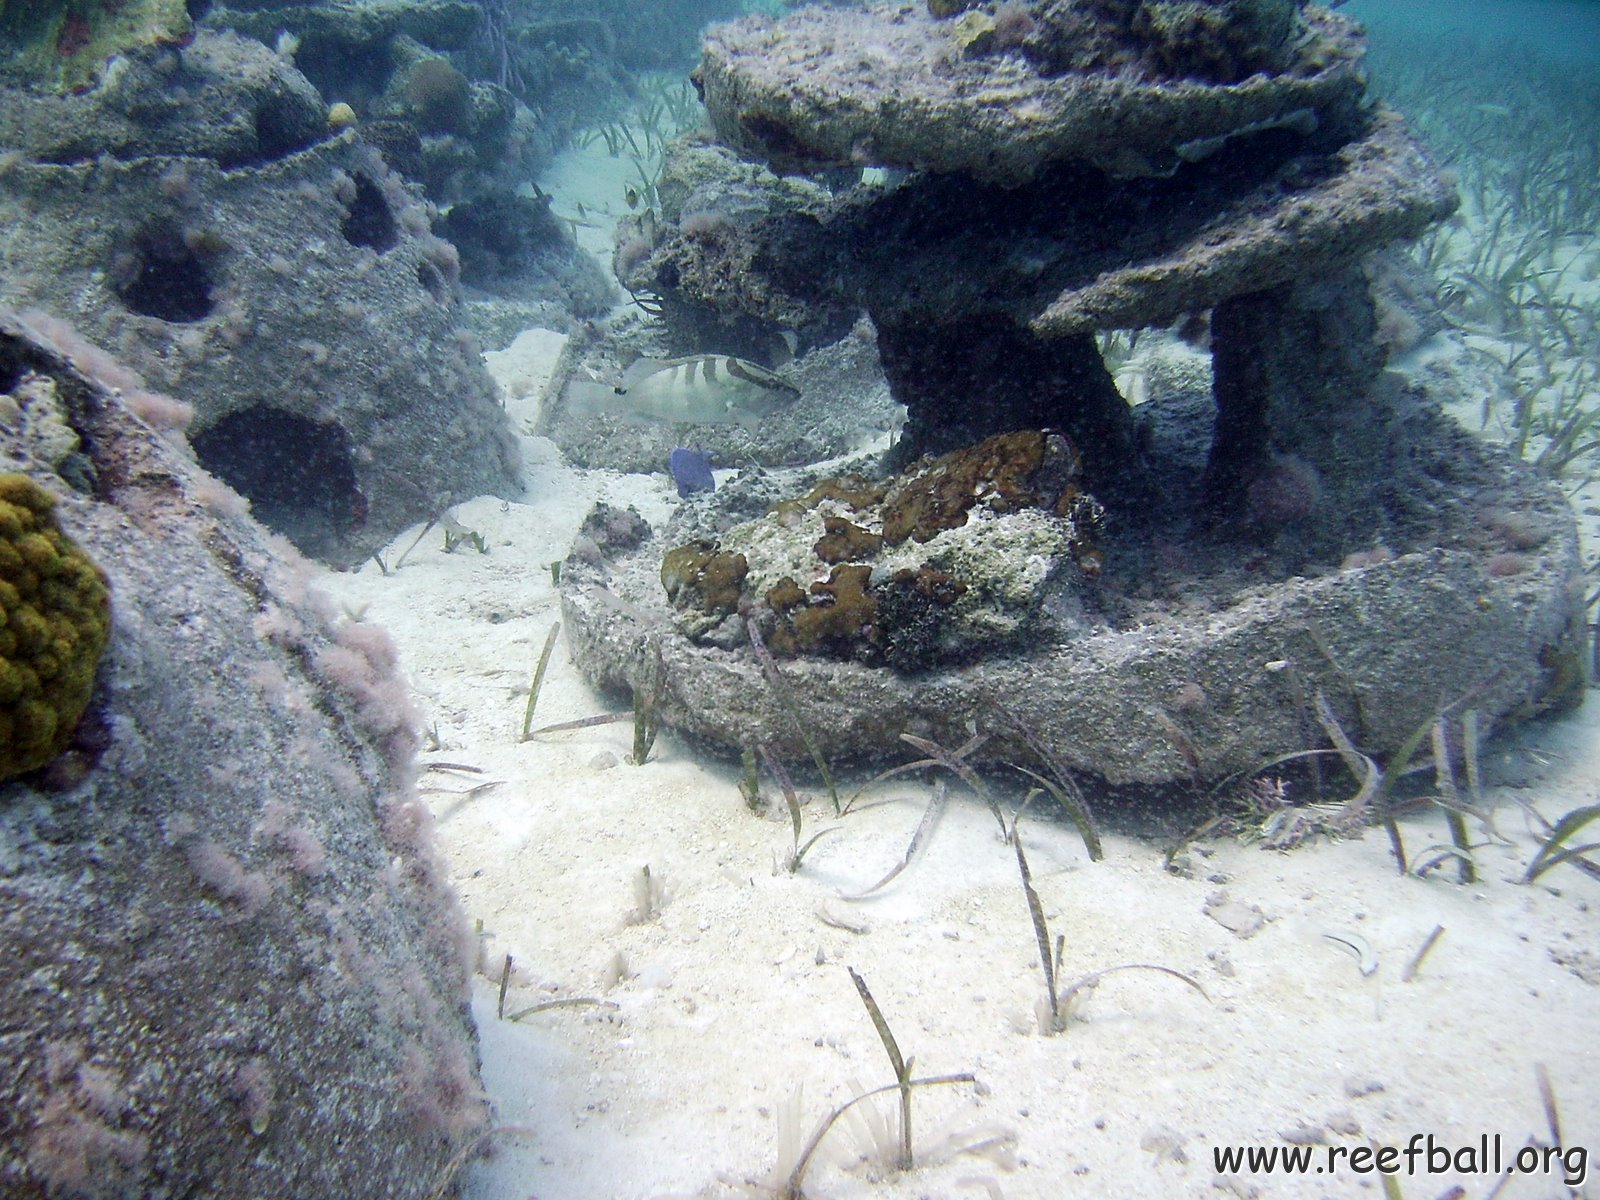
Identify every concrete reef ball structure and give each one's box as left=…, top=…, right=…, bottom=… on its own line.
left=559, top=1, right=1588, bottom=787
left=688, top=0, right=1458, bottom=521
left=0, top=31, right=522, bottom=565
left=0, top=308, right=486, bottom=1199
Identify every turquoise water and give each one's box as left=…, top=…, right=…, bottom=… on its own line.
left=1345, top=0, right=1600, bottom=62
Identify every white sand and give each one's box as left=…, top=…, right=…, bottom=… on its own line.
left=314, top=147, right=1600, bottom=1200
left=319, top=415, right=1599, bottom=1200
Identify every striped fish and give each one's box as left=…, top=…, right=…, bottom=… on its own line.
left=566, top=354, right=800, bottom=426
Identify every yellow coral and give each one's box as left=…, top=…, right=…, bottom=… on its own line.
left=0, top=473, right=111, bottom=780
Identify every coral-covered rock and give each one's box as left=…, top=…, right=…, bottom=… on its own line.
left=655, top=431, right=1104, bottom=668
left=560, top=396, right=1585, bottom=784
left=1021, top=0, right=1308, bottom=84
left=673, top=0, right=1455, bottom=493
left=661, top=539, right=749, bottom=638
left=0, top=31, right=324, bottom=165
left=553, top=0, right=1581, bottom=793
left=696, top=2, right=1366, bottom=185
left=199, top=0, right=641, bottom=210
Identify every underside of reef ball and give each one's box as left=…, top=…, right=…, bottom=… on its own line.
left=554, top=0, right=1589, bottom=787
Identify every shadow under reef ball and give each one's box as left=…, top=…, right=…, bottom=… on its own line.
left=191, top=406, right=366, bottom=564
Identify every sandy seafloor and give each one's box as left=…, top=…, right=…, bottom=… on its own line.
left=316, top=133, right=1600, bottom=1200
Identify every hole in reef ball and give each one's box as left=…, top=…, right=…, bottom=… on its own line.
left=110, top=222, right=217, bottom=323
left=340, top=173, right=399, bottom=253
left=190, top=406, right=365, bottom=561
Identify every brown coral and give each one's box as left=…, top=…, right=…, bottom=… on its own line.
left=404, top=59, right=473, bottom=136
left=783, top=564, right=877, bottom=659
left=660, top=540, right=748, bottom=615
left=663, top=431, right=1103, bottom=669
left=765, top=576, right=807, bottom=614
left=880, top=429, right=1080, bottom=545
left=771, top=474, right=888, bottom=527
left=813, top=514, right=884, bottom=564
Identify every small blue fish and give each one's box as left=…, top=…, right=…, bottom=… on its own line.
left=670, top=448, right=715, bottom=498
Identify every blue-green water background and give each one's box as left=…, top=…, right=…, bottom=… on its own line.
left=1348, top=0, right=1600, bottom=62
